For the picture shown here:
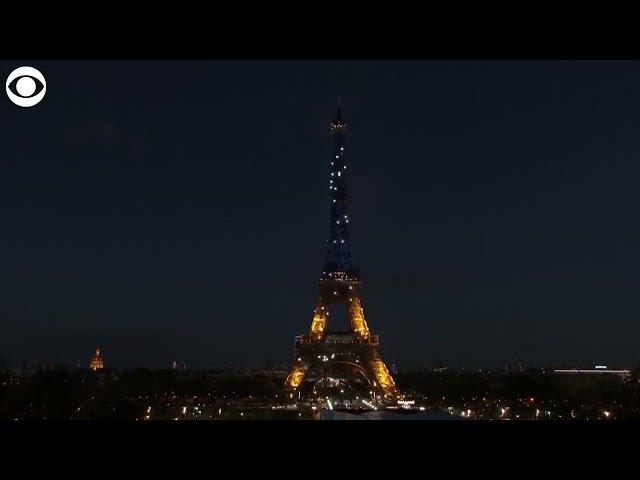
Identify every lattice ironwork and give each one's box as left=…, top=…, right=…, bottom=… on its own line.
left=284, top=103, right=400, bottom=401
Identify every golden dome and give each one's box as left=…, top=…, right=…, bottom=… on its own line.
left=89, top=348, right=104, bottom=371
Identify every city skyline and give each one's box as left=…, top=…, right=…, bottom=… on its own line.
left=2, top=61, right=640, bottom=369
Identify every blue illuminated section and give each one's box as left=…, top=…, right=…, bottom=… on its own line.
left=323, top=102, right=357, bottom=278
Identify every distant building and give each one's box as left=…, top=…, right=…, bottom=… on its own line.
left=552, top=366, right=631, bottom=393
left=89, top=348, right=104, bottom=371
left=505, top=359, right=524, bottom=373
left=553, top=366, right=631, bottom=380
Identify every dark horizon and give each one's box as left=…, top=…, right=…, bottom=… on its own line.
left=3, top=61, right=640, bottom=370
left=6, top=359, right=635, bottom=372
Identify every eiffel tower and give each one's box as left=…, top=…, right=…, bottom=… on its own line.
left=284, top=101, right=400, bottom=401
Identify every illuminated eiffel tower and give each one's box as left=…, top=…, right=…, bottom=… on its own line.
left=284, top=101, right=400, bottom=401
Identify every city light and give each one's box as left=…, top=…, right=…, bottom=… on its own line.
left=361, top=399, right=377, bottom=410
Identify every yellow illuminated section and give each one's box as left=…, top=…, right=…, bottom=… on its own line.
left=310, top=301, right=328, bottom=339
left=370, top=359, right=398, bottom=396
left=285, top=363, right=306, bottom=389
left=348, top=297, right=370, bottom=338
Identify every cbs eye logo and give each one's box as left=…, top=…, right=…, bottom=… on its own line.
left=6, top=66, right=46, bottom=107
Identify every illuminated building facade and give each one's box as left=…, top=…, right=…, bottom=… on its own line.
left=284, top=102, right=399, bottom=401
left=89, top=348, right=104, bottom=371
left=553, top=367, right=631, bottom=379
left=553, top=366, right=631, bottom=391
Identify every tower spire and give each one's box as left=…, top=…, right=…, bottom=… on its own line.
left=331, top=98, right=347, bottom=130
left=325, top=99, right=354, bottom=278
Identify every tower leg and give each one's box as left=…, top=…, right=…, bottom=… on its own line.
left=309, top=297, right=328, bottom=340
left=369, top=358, right=400, bottom=398
left=284, top=361, right=307, bottom=400
left=348, top=295, right=370, bottom=338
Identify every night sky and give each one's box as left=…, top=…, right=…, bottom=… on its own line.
left=2, top=61, right=640, bottom=369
